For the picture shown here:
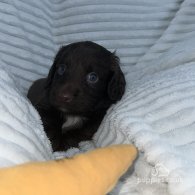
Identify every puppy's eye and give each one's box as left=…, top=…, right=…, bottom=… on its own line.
left=87, top=72, right=99, bottom=84
left=57, top=66, right=66, bottom=75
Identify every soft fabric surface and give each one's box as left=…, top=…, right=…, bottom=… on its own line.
left=0, top=60, right=53, bottom=167
left=98, top=61, right=195, bottom=195
left=0, top=0, right=195, bottom=195
left=0, top=0, right=181, bottom=93
left=0, top=144, right=137, bottom=195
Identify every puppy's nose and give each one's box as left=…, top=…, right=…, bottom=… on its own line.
left=58, top=93, right=73, bottom=103
left=58, top=84, right=79, bottom=103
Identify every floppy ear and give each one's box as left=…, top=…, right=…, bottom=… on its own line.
left=45, top=46, right=67, bottom=88
left=107, top=53, right=126, bottom=102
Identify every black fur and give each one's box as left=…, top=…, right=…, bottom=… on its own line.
left=27, top=41, right=126, bottom=151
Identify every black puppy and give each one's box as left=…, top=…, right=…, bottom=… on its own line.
left=27, top=41, right=125, bottom=151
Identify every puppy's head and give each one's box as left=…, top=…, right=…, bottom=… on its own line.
left=45, top=41, right=125, bottom=116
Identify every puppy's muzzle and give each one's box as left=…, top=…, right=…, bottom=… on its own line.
left=58, top=93, right=72, bottom=103
left=57, top=84, right=79, bottom=103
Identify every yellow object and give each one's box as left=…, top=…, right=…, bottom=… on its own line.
left=0, top=144, right=137, bottom=195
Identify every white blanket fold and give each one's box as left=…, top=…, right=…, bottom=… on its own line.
left=0, top=62, right=53, bottom=167
left=96, top=43, right=195, bottom=194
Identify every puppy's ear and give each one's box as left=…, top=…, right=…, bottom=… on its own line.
left=45, top=46, right=66, bottom=88
left=107, top=53, right=126, bottom=101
